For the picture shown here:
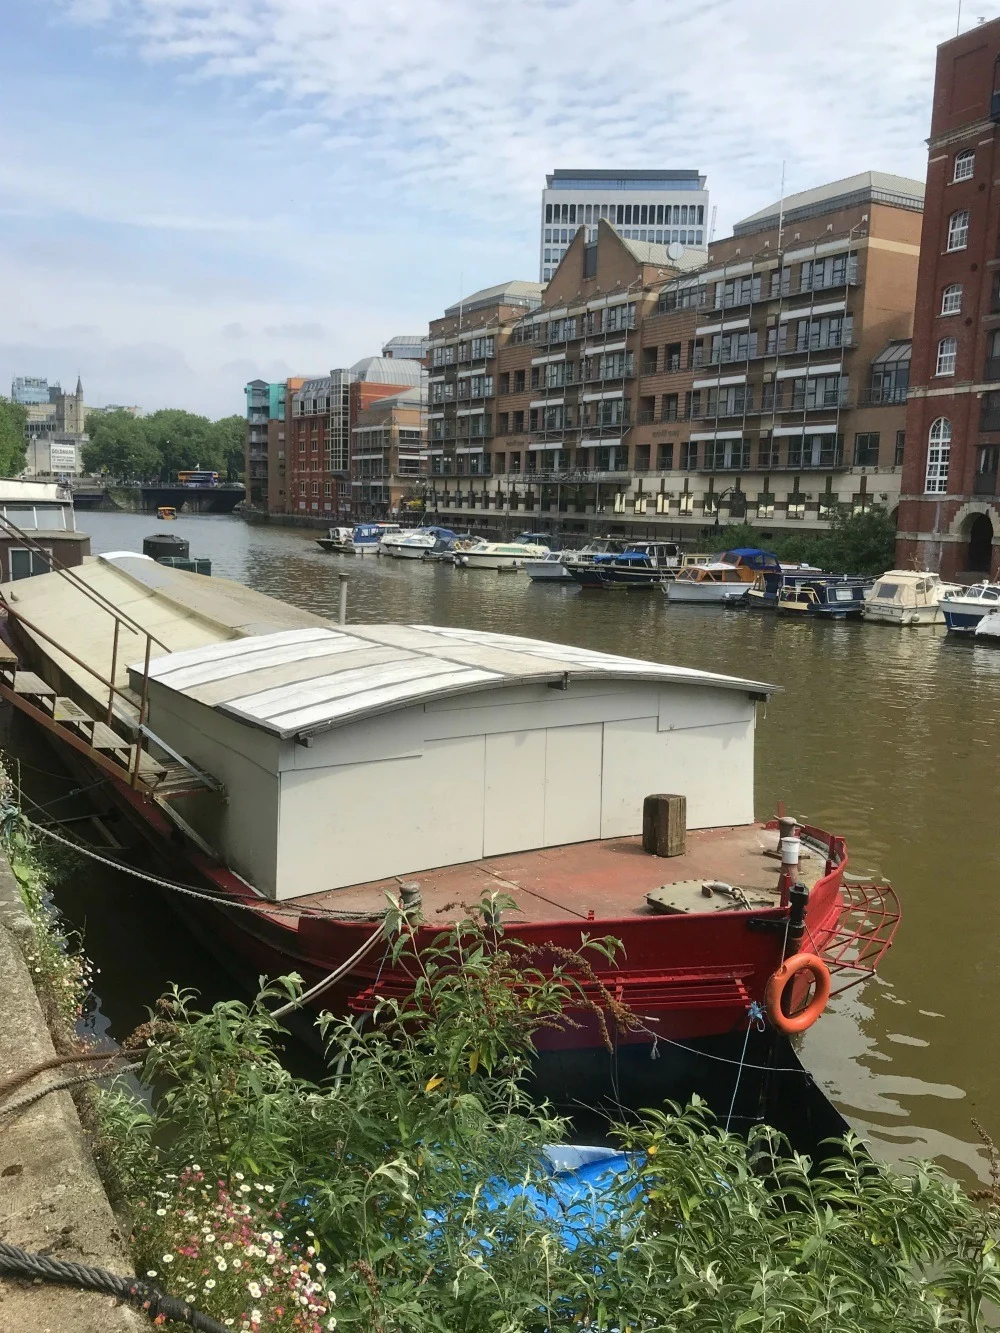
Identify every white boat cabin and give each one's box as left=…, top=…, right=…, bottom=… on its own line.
left=129, top=626, right=774, bottom=902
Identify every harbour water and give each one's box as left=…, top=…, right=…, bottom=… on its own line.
left=12, top=511, right=1000, bottom=1180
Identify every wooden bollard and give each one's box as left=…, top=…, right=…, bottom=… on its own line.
left=642, top=793, right=687, bottom=857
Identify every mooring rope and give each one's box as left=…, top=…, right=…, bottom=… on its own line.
left=0, top=1241, right=230, bottom=1332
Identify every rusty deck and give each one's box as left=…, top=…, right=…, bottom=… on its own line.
left=293, top=823, right=828, bottom=925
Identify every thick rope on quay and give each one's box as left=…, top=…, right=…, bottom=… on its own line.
left=0, top=1241, right=230, bottom=1332
left=0, top=1060, right=142, bottom=1119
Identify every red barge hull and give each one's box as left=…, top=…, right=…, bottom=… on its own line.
left=61, top=768, right=898, bottom=1052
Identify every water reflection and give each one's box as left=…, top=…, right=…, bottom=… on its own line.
left=35, top=511, right=1000, bottom=1179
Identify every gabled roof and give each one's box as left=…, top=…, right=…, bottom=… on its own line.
left=132, top=624, right=774, bottom=740
left=733, top=171, right=925, bottom=237
left=617, top=235, right=706, bottom=272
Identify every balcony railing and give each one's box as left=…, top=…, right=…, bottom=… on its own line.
left=858, top=386, right=909, bottom=406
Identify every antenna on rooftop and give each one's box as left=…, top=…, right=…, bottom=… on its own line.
left=956, top=0, right=962, bottom=32
left=776, top=160, right=787, bottom=253
left=458, top=272, right=464, bottom=330
left=709, top=205, right=718, bottom=243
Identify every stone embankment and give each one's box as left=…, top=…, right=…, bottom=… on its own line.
left=0, top=855, right=145, bottom=1332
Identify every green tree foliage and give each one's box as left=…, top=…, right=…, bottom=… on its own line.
left=210, top=414, right=247, bottom=480
left=0, top=397, right=28, bottom=477
left=712, top=506, right=897, bottom=577
left=81, top=406, right=247, bottom=483
left=99, top=900, right=1000, bottom=1333
left=82, top=409, right=160, bottom=480
left=141, top=408, right=217, bottom=479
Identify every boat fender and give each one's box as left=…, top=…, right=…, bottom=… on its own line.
left=764, top=952, right=831, bottom=1035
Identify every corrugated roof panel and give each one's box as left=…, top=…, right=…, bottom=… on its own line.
left=144, top=634, right=369, bottom=693
left=222, top=662, right=501, bottom=736
left=139, top=622, right=774, bottom=738
left=137, top=628, right=350, bottom=682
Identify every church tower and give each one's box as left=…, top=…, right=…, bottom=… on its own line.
left=62, top=376, right=85, bottom=434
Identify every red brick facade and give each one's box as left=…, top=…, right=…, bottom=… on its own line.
left=897, top=19, right=1000, bottom=579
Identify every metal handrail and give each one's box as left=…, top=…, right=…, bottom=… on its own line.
left=0, top=510, right=169, bottom=652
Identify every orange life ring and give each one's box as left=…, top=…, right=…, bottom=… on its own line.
left=764, top=952, right=831, bottom=1035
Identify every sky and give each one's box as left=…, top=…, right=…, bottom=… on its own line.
left=0, top=0, right=987, bottom=419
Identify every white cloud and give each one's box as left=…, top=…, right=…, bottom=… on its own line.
left=60, top=0, right=957, bottom=231
left=3, top=0, right=980, bottom=413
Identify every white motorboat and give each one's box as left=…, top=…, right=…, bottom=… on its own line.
left=665, top=563, right=755, bottom=604
left=381, top=527, right=456, bottom=560
left=455, top=540, right=550, bottom=570
left=525, top=552, right=574, bottom=582
left=974, top=608, right=1000, bottom=642
left=862, top=570, right=963, bottom=626
left=941, top=581, right=1000, bottom=633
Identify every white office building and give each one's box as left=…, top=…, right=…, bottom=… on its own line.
left=539, top=169, right=709, bottom=281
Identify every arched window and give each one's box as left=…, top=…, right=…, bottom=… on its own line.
left=925, top=418, right=951, bottom=494
left=954, top=150, right=975, bottom=182
left=941, top=283, right=963, bottom=315
left=936, top=336, right=958, bottom=376
left=947, top=209, right=970, bottom=251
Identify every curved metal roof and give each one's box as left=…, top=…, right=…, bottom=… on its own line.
left=349, top=356, right=425, bottom=385
left=133, top=624, right=775, bottom=741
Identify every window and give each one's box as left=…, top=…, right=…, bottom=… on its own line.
left=657, top=442, right=674, bottom=469
left=853, top=432, right=880, bottom=467
left=941, top=283, right=963, bottom=315
left=756, top=491, right=775, bottom=519
left=9, top=548, right=51, bottom=580
left=895, top=431, right=906, bottom=467
left=514, top=369, right=525, bottom=393
left=680, top=441, right=698, bottom=470
left=954, top=150, right=975, bottom=182
left=947, top=210, right=970, bottom=251
left=924, top=417, right=951, bottom=494
left=936, top=336, right=957, bottom=376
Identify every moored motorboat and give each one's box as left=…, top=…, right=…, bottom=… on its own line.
left=525, top=552, right=575, bottom=582
left=665, top=549, right=781, bottom=605
left=974, top=608, right=1000, bottom=643
left=941, top=581, right=1000, bottom=634
left=455, top=538, right=550, bottom=570
left=862, top=570, right=963, bottom=626
left=317, top=523, right=400, bottom=555
left=776, top=576, right=872, bottom=619
left=568, top=550, right=664, bottom=589
left=381, top=527, right=456, bottom=560
left=0, top=555, right=900, bottom=1066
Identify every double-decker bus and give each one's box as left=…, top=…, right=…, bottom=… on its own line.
left=176, top=470, right=220, bottom=487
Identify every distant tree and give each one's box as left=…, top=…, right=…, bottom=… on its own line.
left=818, top=504, right=897, bottom=576
left=0, top=397, right=28, bottom=477
left=210, top=415, right=247, bottom=481
left=707, top=507, right=895, bottom=575
left=140, top=409, right=218, bottom=480
left=83, top=409, right=161, bottom=480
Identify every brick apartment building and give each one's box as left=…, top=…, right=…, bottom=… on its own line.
left=425, top=174, right=922, bottom=539
left=897, top=18, right=1000, bottom=580
left=245, top=378, right=300, bottom=511
left=351, top=386, right=427, bottom=519
left=286, top=357, right=424, bottom=520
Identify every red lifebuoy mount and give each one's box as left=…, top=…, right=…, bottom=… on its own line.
left=764, top=952, right=831, bottom=1034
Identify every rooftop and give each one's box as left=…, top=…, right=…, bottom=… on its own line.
left=733, top=171, right=925, bottom=237
left=132, top=624, right=774, bottom=741
left=547, top=169, right=705, bottom=189
left=618, top=235, right=706, bottom=271
left=443, top=280, right=546, bottom=319
left=349, top=356, right=425, bottom=386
